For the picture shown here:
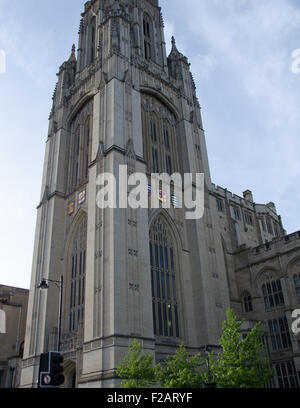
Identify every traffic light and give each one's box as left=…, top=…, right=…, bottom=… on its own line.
left=38, top=351, right=64, bottom=388
left=50, top=352, right=64, bottom=386
left=38, top=352, right=50, bottom=388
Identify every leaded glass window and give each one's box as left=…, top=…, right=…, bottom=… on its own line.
left=262, top=279, right=284, bottom=309
left=268, top=317, right=292, bottom=351
left=149, top=216, right=180, bottom=338
left=242, top=292, right=253, bottom=313
left=275, top=361, right=299, bottom=388
left=69, top=217, right=87, bottom=333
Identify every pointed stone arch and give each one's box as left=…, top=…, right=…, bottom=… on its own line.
left=255, top=266, right=285, bottom=310
left=255, top=266, right=280, bottom=286
left=140, top=88, right=180, bottom=121
left=63, top=208, right=88, bottom=259
left=66, top=93, right=95, bottom=129
left=149, top=208, right=183, bottom=250
left=62, top=359, right=77, bottom=388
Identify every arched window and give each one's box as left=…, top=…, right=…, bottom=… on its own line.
left=69, top=102, right=93, bottom=192
left=143, top=14, right=152, bottom=61
left=262, top=279, right=284, bottom=309
left=141, top=95, right=179, bottom=177
left=293, top=274, right=300, bottom=300
left=242, top=291, right=253, bottom=313
left=69, top=216, right=87, bottom=333
left=149, top=216, right=180, bottom=338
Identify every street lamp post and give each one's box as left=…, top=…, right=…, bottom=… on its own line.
left=38, top=276, right=64, bottom=352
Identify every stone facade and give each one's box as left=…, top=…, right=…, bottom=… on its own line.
left=232, top=230, right=300, bottom=388
left=0, top=285, right=29, bottom=388
left=20, top=0, right=300, bottom=388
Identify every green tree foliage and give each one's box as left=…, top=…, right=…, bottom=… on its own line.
left=155, top=344, right=204, bottom=388
left=117, top=310, right=275, bottom=389
left=205, top=309, right=274, bottom=388
left=116, top=339, right=156, bottom=388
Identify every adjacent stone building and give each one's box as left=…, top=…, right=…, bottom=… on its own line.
left=0, top=285, right=29, bottom=388
left=212, top=185, right=300, bottom=388
left=20, top=0, right=300, bottom=388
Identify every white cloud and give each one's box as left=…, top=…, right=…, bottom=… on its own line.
left=162, top=0, right=300, bottom=232
left=190, top=53, right=217, bottom=80
left=0, top=0, right=57, bottom=87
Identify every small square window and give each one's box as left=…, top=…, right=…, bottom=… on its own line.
left=216, top=199, right=224, bottom=213
left=233, top=207, right=240, bottom=220
left=245, top=212, right=253, bottom=226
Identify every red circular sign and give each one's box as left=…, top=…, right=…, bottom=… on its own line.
left=43, top=375, right=51, bottom=385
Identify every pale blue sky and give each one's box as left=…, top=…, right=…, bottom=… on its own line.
left=0, top=0, right=299, bottom=289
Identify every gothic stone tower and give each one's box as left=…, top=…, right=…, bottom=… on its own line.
left=20, top=0, right=231, bottom=388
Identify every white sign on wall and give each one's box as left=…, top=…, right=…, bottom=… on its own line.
left=0, top=309, right=6, bottom=334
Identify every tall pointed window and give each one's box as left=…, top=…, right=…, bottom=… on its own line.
left=143, top=15, right=152, bottom=61
left=69, top=216, right=87, bottom=333
left=149, top=216, right=180, bottom=338
left=71, top=121, right=91, bottom=191
left=89, top=17, right=96, bottom=64
left=141, top=95, right=179, bottom=177
left=69, top=102, right=93, bottom=193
